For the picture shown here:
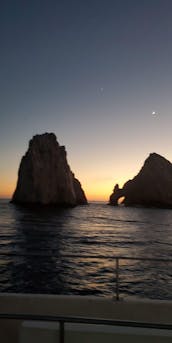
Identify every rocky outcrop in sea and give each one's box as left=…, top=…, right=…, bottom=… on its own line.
left=109, top=153, right=172, bottom=208
left=12, top=133, right=87, bottom=206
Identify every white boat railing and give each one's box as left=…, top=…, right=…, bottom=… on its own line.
left=1, top=312, right=172, bottom=343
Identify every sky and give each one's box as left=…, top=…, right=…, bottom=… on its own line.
left=1, top=0, right=172, bottom=201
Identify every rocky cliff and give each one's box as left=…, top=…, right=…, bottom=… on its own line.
left=12, top=133, right=87, bottom=206
left=109, top=153, right=172, bottom=208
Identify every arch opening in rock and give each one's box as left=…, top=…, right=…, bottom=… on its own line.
left=117, top=196, right=125, bottom=205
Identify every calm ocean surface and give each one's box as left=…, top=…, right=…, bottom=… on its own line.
left=0, top=198, right=172, bottom=300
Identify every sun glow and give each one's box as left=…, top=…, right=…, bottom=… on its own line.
left=0, top=183, right=15, bottom=198
left=0, top=165, right=131, bottom=202
left=0, top=174, right=17, bottom=199
left=84, top=177, right=127, bottom=202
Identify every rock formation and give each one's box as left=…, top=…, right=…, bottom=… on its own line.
left=11, top=133, right=87, bottom=206
left=109, top=184, right=124, bottom=206
left=109, top=153, right=172, bottom=208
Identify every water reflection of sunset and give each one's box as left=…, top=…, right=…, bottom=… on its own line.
left=65, top=256, right=115, bottom=295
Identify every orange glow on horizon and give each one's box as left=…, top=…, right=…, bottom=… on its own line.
left=0, top=175, right=128, bottom=201
left=85, top=187, right=111, bottom=202
left=83, top=175, right=129, bottom=202
left=1, top=174, right=17, bottom=199
left=0, top=184, right=15, bottom=199
left=0, top=186, right=109, bottom=201
left=0, top=184, right=111, bottom=201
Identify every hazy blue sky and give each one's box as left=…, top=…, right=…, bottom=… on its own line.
left=1, top=0, right=172, bottom=200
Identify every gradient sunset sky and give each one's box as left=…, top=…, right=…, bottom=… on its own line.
left=1, top=0, right=172, bottom=201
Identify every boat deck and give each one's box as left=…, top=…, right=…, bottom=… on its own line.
left=1, top=294, right=172, bottom=342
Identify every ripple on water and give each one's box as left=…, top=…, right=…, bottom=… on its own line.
left=0, top=200, right=172, bottom=298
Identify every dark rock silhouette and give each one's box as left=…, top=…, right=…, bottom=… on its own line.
left=109, top=184, right=124, bottom=206
left=109, top=153, right=172, bottom=208
left=73, top=177, right=87, bottom=205
left=11, top=133, right=87, bottom=206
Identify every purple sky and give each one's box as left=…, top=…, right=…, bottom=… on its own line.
left=1, top=0, right=172, bottom=200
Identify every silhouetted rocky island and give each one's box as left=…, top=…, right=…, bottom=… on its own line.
left=11, top=133, right=87, bottom=207
left=109, top=153, right=172, bottom=208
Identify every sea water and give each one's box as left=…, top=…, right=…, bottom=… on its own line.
left=0, top=198, right=172, bottom=299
